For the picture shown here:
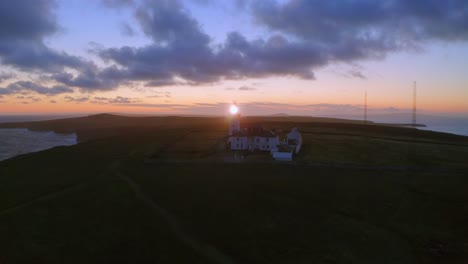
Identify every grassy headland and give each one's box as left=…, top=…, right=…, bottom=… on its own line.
left=0, top=114, right=467, bottom=263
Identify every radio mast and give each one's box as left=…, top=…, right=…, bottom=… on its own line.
left=364, top=90, right=367, bottom=124
left=412, top=81, right=417, bottom=126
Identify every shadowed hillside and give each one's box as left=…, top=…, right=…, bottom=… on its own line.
left=0, top=114, right=467, bottom=263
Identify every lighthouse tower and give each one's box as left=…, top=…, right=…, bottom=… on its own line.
left=229, top=113, right=241, bottom=135
left=228, top=104, right=241, bottom=135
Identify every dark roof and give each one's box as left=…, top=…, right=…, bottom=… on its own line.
left=231, top=127, right=277, bottom=137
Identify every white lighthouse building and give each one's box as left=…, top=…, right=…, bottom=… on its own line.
left=227, top=104, right=302, bottom=161
left=227, top=105, right=279, bottom=152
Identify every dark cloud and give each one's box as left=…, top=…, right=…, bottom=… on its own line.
left=135, top=0, right=211, bottom=45
left=0, top=1, right=57, bottom=41
left=238, top=86, right=256, bottom=91
left=101, top=0, right=134, bottom=9
left=64, top=96, right=89, bottom=102
left=4, top=0, right=468, bottom=93
left=146, top=91, right=171, bottom=98
left=233, top=0, right=249, bottom=10
left=91, top=96, right=141, bottom=104
left=347, top=70, right=366, bottom=80
left=96, top=0, right=219, bottom=84
left=188, top=0, right=214, bottom=5
left=0, top=41, right=93, bottom=72
left=95, top=0, right=468, bottom=87
left=0, top=72, right=15, bottom=82
left=111, top=103, right=185, bottom=108
left=252, top=0, right=468, bottom=45
left=92, top=0, right=385, bottom=86
left=0, top=0, right=106, bottom=95
left=25, top=95, right=41, bottom=102
left=187, top=0, right=248, bottom=10
left=0, top=81, right=73, bottom=95
left=98, top=29, right=323, bottom=85
left=111, top=96, right=139, bottom=104
left=0, top=0, right=99, bottom=83
left=50, top=69, right=118, bottom=91
left=119, top=22, right=136, bottom=36
left=90, top=97, right=107, bottom=104
left=144, top=79, right=181, bottom=87
left=304, top=103, right=364, bottom=113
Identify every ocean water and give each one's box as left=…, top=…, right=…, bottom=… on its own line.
left=0, top=128, right=77, bottom=162
left=0, top=115, right=73, bottom=123
left=364, top=114, right=468, bottom=136
left=420, top=122, right=468, bottom=136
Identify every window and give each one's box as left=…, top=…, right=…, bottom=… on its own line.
left=266, top=138, right=269, bottom=142
left=256, top=138, right=259, bottom=142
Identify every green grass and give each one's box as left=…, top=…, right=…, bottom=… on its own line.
left=121, top=162, right=467, bottom=263
left=0, top=114, right=467, bottom=263
left=0, top=172, right=205, bottom=263
left=298, top=133, right=468, bottom=168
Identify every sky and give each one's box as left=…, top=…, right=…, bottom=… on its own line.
left=0, top=0, right=467, bottom=118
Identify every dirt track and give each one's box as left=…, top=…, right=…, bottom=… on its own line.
left=111, top=161, right=238, bottom=264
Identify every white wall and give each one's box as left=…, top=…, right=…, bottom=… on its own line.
left=230, top=136, right=249, bottom=150
left=249, top=136, right=279, bottom=151
left=272, top=151, right=293, bottom=161
left=287, top=128, right=302, bottom=154
left=230, top=135, right=281, bottom=152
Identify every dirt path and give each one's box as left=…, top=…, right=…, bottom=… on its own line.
left=111, top=161, right=238, bottom=264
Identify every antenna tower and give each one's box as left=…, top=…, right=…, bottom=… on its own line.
left=364, top=90, right=367, bottom=124
left=412, top=81, right=417, bottom=126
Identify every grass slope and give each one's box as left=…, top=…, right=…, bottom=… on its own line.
left=0, top=114, right=467, bottom=263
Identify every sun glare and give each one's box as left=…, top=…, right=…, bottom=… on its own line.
left=230, top=104, right=239, bottom=115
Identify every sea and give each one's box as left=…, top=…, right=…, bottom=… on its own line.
left=0, top=114, right=466, bottom=162
left=0, top=116, right=77, bottom=162
left=367, top=114, right=468, bottom=137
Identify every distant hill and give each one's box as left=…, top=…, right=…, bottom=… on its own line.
left=1, top=113, right=467, bottom=143
left=269, top=113, right=290, bottom=117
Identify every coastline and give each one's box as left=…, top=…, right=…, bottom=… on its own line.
left=0, top=128, right=77, bottom=162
